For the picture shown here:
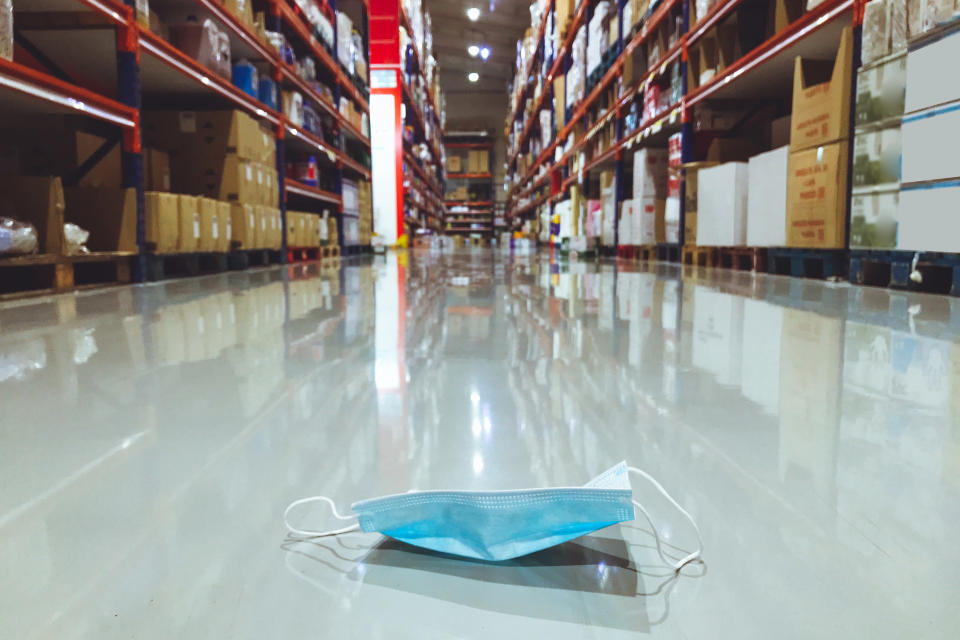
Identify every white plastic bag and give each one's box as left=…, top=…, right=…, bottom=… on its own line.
left=0, top=217, right=39, bottom=255
left=64, top=222, right=90, bottom=256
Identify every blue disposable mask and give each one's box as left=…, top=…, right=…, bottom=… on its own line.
left=284, top=462, right=702, bottom=570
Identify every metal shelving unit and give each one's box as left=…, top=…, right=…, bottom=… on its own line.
left=2, top=0, right=371, bottom=289
left=444, top=134, right=494, bottom=238
left=504, top=0, right=860, bottom=257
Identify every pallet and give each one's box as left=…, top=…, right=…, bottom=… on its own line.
left=656, top=244, right=681, bottom=263
left=342, top=245, right=372, bottom=256
left=617, top=245, right=657, bottom=261
left=850, top=250, right=960, bottom=296
left=0, top=252, right=133, bottom=300
left=716, top=247, right=768, bottom=272
left=766, top=248, right=847, bottom=280
left=227, top=249, right=281, bottom=271
left=287, top=247, right=321, bottom=263
left=321, top=245, right=340, bottom=259
left=146, top=252, right=230, bottom=282
left=682, top=245, right=719, bottom=267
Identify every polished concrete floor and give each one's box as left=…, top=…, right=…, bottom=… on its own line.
left=1, top=248, right=959, bottom=638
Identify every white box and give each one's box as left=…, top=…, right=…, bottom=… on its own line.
left=851, top=186, right=899, bottom=249
left=665, top=195, right=681, bottom=243
left=697, top=162, right=749, bottom=246
left=555, top=199, right=572, bottom=239
left=901, top=102, right=960, bottom=183
left=905, top=28, right=960, bottom=113
left=636, top=196, right=659, bottom=245
left=618, top=199, right=635, bottom=245
left=741, top=299, right=783, bottom=415
left=632, top=148, right=668, bottom=200
left=747, top=147, right=789, bottom=246
left=601, top=180, right=616, bottom=246
left=897, top=184, right=960, bottom=252
left=693, top=286, right=744, bottom=387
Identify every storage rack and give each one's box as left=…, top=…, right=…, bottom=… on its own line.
left=503, top=0, right=861, bottom=259
left=0, top=0, right=371, bottom=298
left=443, top=134, right=495, bottom=238
left=399, top=2, right=446, bottom=237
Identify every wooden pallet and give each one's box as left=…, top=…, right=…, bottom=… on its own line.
left=227, top=249, right=280, bottom=271
left=617, top=245, right=657, bottom=261
left=717, top=247, right=768, bottom=272
left=656, top=244, right=681, bottom=263
left=0, top=252, right=134, bottom=300
left=146, top=252, right=230, bottom=282
left=766, top=248, right=847, bottom=280
left=850, top=250, right=960, bottom=296
left=287, top=247, right=321, bottom=263
left=682, top=245, right=719, bottom=267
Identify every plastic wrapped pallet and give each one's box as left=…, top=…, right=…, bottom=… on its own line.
left=170, top=18, right=231, bottom=79
left=337, top=12, right=354, bottom=71
left=862, top=0, right=889, bottom=65
left=889, top=0, right=907, bottom=51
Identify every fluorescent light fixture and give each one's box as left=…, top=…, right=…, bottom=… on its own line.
left=467, top=44, right=480, bottom=57
left=468, top=72, right=479, bottom=82
left=466, top=7, right=480, bottom=21
left=480, top=46, right=491, bottom=60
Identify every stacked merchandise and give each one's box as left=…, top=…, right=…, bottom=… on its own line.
left=285, top=210, right=323, bottom=248
left=586, top=2, right=613, bottom=78
left=894, top=0, right=960, bottom=252
left=633, top=149, right=669, bottom=245
left=142, top=110, right=282, bottom=253
left=358, top=180, right=373, bottom=245
left=785, top=27, right=854, bottom=248
left=342, top=179, right=360, bottom=246
left=851, top=0, right=908, bottom=249
left=566, top=26, right=587, bottom=114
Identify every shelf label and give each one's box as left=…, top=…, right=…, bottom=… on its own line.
left=371, top=69, right=397, bottom=89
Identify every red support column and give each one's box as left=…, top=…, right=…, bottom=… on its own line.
left=369, top=0, right=405, bottom=245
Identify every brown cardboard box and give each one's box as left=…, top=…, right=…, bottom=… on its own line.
left=0, top=176, right=65, bottom=255
left=217, top=201, right=231, bottom=252
left=2, top=129, right=122, bottom=188
left=144, top=148, right=171, bottom=192
left=786, top=141, right=849, bottom=248
left=256, top=205, right=269, bottom=248
left=144, top=192, right=179, bottom=253
left=447, top=155, right=462, bottom=173
left=177, top=195, right=201, bottom=252
left=197, top=197, right=218, bottom=252
left=143, top=110, right=266, bottom=162
left=685, top=212, right=698, bottom=244
left=287, top=211, right=301, bottom=247
left=231, top=202, right=257, bottom=249
left=266, top=207, right=282, bottom=249
left=63, top=187, right=137, bottom=253
left=790, top=26, right=853, bottom=151
left=221, top=155, right=259, bottom=203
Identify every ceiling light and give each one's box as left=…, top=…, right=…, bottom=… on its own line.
left=467, top=44, right=480, bottom=57
left=480, top=46, right=491, bottom=60
left=466, top=7, right=480, bottom=21
left=468, top=72, right=479, bottom=83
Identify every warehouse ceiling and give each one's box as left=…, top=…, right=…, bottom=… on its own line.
left=423, top=0, right=530, bottom=127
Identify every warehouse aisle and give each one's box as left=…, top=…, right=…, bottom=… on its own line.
left=1, top=250, right=959, bottom=638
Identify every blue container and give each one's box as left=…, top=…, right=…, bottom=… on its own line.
left=258, top=77, right=278, bottom=111
left=232, top=61, right=258, bottom=99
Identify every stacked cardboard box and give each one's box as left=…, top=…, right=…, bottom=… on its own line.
left=467, top=149, right=490, bottom=174
left=358, top=180, right=372, bottom=245
left=785, top=27, right=853, bottom=248
left=142, top=110, right=280, bottom=252
left=286, top=210, right=322, bottom=248
left=632, top=148, right=668, bottom=245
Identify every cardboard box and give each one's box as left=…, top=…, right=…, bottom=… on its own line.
left=897, top=184, right=960, bottom=252
left=905, top=27, right=960, bottom=114
left=143, top=110, right=269, bottom=163
left=268, top=207, right=283, bottom=249
left=230, top=202, right=257, bottom=250
left=144, top=192, right=179, bottom=253
left=901, top=102, right=960, bottom=183
left=0, top=176, right=65, bottom=255
left=790, top=26, right=853, bottom=151
left=697, top=162, right=749, bottom=246
left=851, top=186, right=899, bottom=249
left=197, top=197, right=218, bottom=251
left=632, top=148, right=668, bottom=200
left=63, top=187, right=137, bottom=253
left=144, top=148, right=171, bottom=192
left=447, top=155, right=462, bottom=173
left=685, top=212, right=698, bottom=244
left=635, top=196, right=666, bottom=245
left=747, top=147, right=789, bottom=247
left=176, top=195, right=201, bottom=252
left=856, top=54, right=906, bottom=126
left=853, top=126, right=901, bottom=187
left=785, top=141, right=849, bottom=248
left=1, top=129, right=121, bottom=188
left=217, top=201, right=231, bottom=252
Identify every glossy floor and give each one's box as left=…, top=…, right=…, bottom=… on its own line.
left=1, top=249, right=959, bottom=638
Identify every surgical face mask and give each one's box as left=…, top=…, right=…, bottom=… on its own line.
left=284, top=462, right=702, bottom=571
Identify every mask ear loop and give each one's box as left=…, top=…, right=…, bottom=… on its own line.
left=628, top=467, right=703, bottom=573
left=284, top=496, right=360, bottom=538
